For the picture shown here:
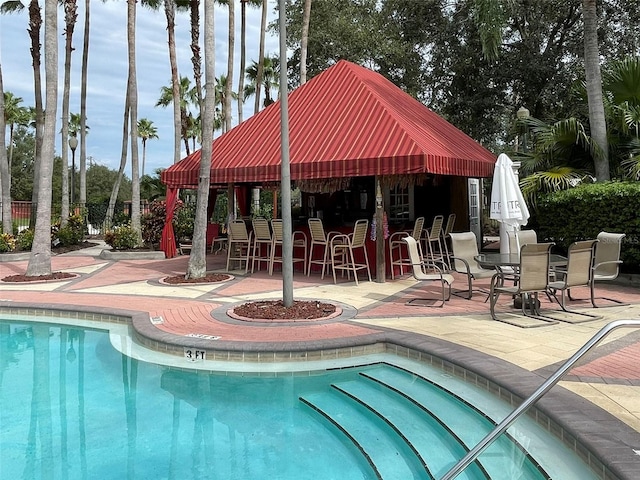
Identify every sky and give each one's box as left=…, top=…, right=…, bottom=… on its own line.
left=0, top=1, right=280, bottom=177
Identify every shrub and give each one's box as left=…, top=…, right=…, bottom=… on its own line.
left=536, top=182, right=640, bottom=272
left=16, top=229, right=34, bottom=251
left=0, top=233, right=16, bottom=253
left=55, top=214, right=86, bottom=246
left=142, top=201, right=166, bottom=247
left=173, top=201, right=195, bottom=241
left=104, top=223, right=139, bottom=250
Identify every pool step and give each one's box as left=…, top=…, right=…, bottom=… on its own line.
left=300, top=364, right=549, bottom=480
left=300, top=391, right=424, bottom=480
left=361, top=365, right=545, bottom=479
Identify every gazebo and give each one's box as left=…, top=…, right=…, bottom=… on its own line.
left=160, top=60, right=496, bottom=259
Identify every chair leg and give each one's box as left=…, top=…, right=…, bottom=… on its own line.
left=590, top=282, right=630, bottom=308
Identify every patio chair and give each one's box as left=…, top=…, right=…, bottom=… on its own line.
left=422, top=215, right=444, bottom=264
left=489, top=242, right=558, bottom=326
left=388, top=216, right=425, bottom=279
left=250, top=218, right=272, bottom=273
left=330, top=219, right=371, bottom=285
left=307, top=218, right=339, bottom=278
left=547, top=239, right=601, bottom=322
left=441, top=213, right=456, bottom=269
left=591, top=232, right=628, bottom=307
left=226, top=220, right=252, bottom=272
left=403, top=236, right=454, bottom=307
left=449, top=231, right=496, bottom=299
left=507, top=229, right=538, bottom=254
left=269, top=219, right=308, bottom=275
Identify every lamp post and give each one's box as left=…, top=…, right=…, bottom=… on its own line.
left=516, top=106, right=530, bottom=153
left=68, top=136, right=78, bottom=205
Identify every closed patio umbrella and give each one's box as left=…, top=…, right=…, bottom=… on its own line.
left=490, top=153, right=530, bottom=254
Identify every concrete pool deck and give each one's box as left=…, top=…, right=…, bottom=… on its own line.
left=0, top=242, right=639, bottom=478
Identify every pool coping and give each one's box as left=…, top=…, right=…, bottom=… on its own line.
left=0, top=302, right=638, bottom=480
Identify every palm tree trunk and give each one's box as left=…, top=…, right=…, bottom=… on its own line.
left=300, top=0, right=312, bottom=84
left=165, top=0, right=182, bottom=164
left=105, top=99, right=130, bottom=229
left=238, top=0, right=246, bottom=123
left=582, top=0, right=610, bottom=181
left=60, top=0, right=78, bottom=226
left=127, top=0, right=142, bottom=243
left=187, top=0, right=215, bottom=279
left=189, top=0, right=203, bottom=110
left=27, top=0, right=58, bottom=277
left=80, top=0, right=90, bottom=207
left=225, top=0, right=235, bottom=132
left=0, top=68, right=12, bottom=233
left=28, top=0, right=44, bottom=229
left=254, top=0, right=267, bottom=114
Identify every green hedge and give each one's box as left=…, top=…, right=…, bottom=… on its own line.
left=535, top=182, right=640, bottom=272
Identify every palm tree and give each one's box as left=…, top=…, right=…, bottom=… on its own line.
left=186, top=0, right=215, bottom=279
left=137, top=118, right=159, bottom=177
left=223, top=0, right=234, bottom=132
left=176, top=0, right=203, bottom=111
left=163, top=0, right=182, bottom=164
left=1, top=0, right=45, bottom=225
left=214, top=74, right=237, bottom=133
left=0, top=71, right=11, bottom=233
left=254, top=0, right=268, bottom=114
left=237, top=0, right=261, bottom=123
left=582, top=0, right=609, bottom=181
left=26, top=0, right=57, bottom=277
left=299, top=0, right=312, bottom=84
left=3, top=92, right=29, bottom=173
left=244, top=56, right=279, bottom=109
left=79, top=0, right=90, bottom=208
left=60, top=0, right=78, bottom=225
left=127, top=0, right=142, bottom=244
left=156, top=75, right=198, bottom=155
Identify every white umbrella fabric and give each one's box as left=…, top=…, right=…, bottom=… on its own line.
left=490, top=153, right=530, bottom=254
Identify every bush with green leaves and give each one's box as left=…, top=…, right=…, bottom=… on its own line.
left=54, top=214, right=86, bottom=246
left=141, top=201, right=166, bottom=247
left=536, top=181, right=640, bottom=271
left=104, top=223, right=139, bottom=250
left=0, top=233, right=16, bottom=253
left=173, top=201, right=195, bottom=241
left=16, top=228, right=34, bottom=251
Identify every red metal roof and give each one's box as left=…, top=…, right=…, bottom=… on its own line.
left=161, top=60, right=496, bottom=188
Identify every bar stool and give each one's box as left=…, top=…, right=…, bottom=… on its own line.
left=307, top=218, right=337, bottom=278
left=226, top=220, right=252, bottom=272
left=422, top=215, right=444, bottom=264
left=250, top=218, right=272, bottom=273
left=329, top=219, right=371, bottom=285
left=388, top=216, right=425, bottom=279
left=269, top=219, right=308, bottom=275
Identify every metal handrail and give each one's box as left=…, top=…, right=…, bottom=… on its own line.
left=441, top=319, right=640, bottom=480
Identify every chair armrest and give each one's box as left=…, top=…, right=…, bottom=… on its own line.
left=592, top=260, right=622, bottom=270
left=450, top=255, right=472, bottom=274
left=330, top=234, right=350, bottom=248
left=293, top=231, right=307, bottom=243
left=389, top=231, right=409, bottom=242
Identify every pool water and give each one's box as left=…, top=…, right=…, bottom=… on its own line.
left=0, top=319, right=600, bottom=480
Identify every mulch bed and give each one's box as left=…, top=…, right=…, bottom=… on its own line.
left=232, top=300, right=337, bottom=320
left=163, top=273, right=231, bottom=284
left=2, top=272, right=77, bottom=283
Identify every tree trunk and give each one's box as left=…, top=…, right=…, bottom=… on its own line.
left=28, top=0, right=44, bottom=229
left=60, top=0, right=78, bottom=226
left=254, top=0, right=267, bottom=114
left=582, top=0, right=610, bottom=181
left=225, top=0, right=235, bottom=132
left=238, top=0, right=246, bottom=123
left=300, top=0, right=312, bottom=84
left=127, top=0, right=142, bottom=244
left=189, top=0, right=203, bottom=110
left=186, top=0, right=215, bottom=279
left=105, top=100, right=130, bottom=229
left=165, top=0, right=182, bottom=165
left=0, top=67, right=12, bottom=233
left=27, top=0, right=58, bottom=277
left=80, top=0, right=90, bottom=207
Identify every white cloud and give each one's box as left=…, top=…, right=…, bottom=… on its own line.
left=1, top=1, right=280, bottom=177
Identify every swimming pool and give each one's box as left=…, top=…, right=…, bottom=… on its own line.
left=0, top=317, right=603, bottom=479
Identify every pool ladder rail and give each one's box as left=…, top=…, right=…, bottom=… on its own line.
left=440, top=319, right=640, bottom=480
